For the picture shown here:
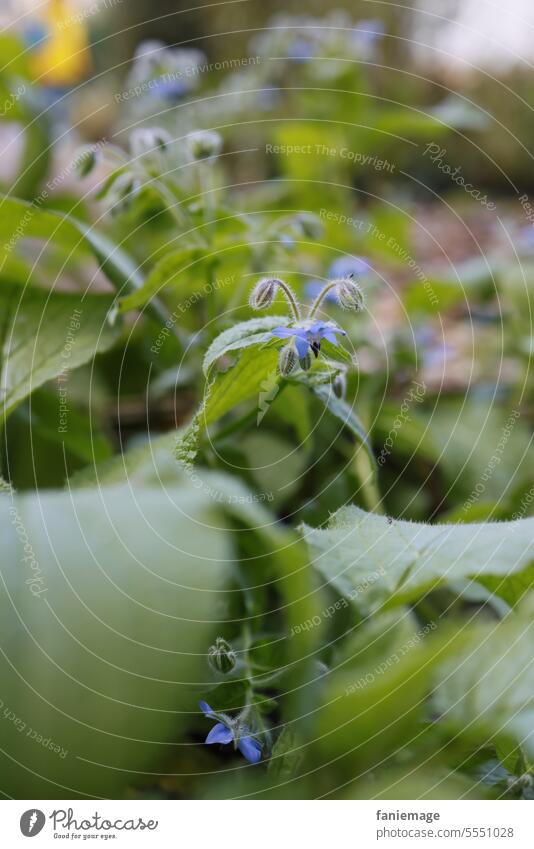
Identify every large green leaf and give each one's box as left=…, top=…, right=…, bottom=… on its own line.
left=0, top=288, right=120, bottom=422
left=302, top=506, right=534, bottom=612
left=434, top=597, right=534, bottom=759
left=312, top=610, right=439, bottom=778
left=0, top=196, right=173, bottom=330
left=69, top=433, right=322, bottom=726
left=0, top=481, right=230, bottom=798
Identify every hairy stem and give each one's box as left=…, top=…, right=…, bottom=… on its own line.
left=308, top=281, right=337, bottom=318
left=276, top=280, right=301, bottom=321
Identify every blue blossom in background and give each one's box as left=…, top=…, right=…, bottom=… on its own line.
left=272, top=320, right=347, bottom=358
left=200, top=701, right=262, bottom=764
left=351, top=19, right=385, bottom=49
left=287, top=38, right=316, bottom=62
left=149, top=78, right=190, bottom=100
left=328, top=256, right=370, bottom=279
left=280, top=233, right=295, bottom=249
left=305, top=280, right=338, bottom=301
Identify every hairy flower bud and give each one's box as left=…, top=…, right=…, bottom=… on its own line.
left=208, top=637, right=236, bottom=674
left=109, top=172, right=140, bottom=214
left=335, top=276, right=364, bottom=311
left=74, top=145, right=99, bottom=178
left=279, top=343, right=297, bottom=375
left=299, top=349, right=312, bottom=371
left=249, top=277, right=278, bottom=310
left=187, top=130, right=222, bottom=160
left=130, top=127, right=171, bottom=158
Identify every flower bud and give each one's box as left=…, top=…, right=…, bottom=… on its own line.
left=74, top=145, right=99, bottom=178
left=187, top=130, right=222, bottom=160
left=279, top=343, right=297, bottom=375
left=336, top=276, right=364, bottom=311
left=299, top=349, right=312, bottom=371
left=109, top=172, right=140, bottom=214
left=130, top=127, right=171, bottom=158
left=333, top=372, right=346, bottom=399
left=208, top=637, right=236, bottom=674
left=249, top=277, right=278, bottom=310
left=295, top=213, right=322, bottom=239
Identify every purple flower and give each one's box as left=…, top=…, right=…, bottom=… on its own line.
left=271, top=320, right=346, bottom=359
left=200, top=701, right=262, bottom=764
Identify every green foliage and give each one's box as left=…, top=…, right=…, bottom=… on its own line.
left=0, top=480, right=230, bottom=798
left=0, top=288, right=120, bottom=422
left=302, top=506, right=534, bottom=612
left=1, top=11, right=534, bottom=802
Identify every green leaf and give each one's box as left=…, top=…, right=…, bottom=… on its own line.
left=203, top=346, right=279, bottom=427
left=434, top=596, right=534, bottom=759
left=312, top=609, right=440, bottom=775
left=238, top=431, right=307, bottom=504
left=203, top=316, right=291, bottom=375
left=0, top=196, right=84, bottom=253
left=302, top=506, right=534, bottom=612
left=268, top=727, right=304, bottom=781
left=76, top=222, right=144, bottom=293
left=117, top=247, right=202, bottom=313
left=0, top=196, right=173, bottom=331
left=0, top=288, right=121, bottom=422
left=0, top=481, right=230, bottom=798
left=25, top=389, right=113, bottom=465
left=177, top=346, right=280, bottom=465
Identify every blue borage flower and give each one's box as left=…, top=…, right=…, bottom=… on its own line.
left=199, top=701, right=262, bottom=764
left=271, top=320, right=347, bottom=359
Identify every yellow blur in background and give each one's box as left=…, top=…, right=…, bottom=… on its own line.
left=29, top=0, right=91, bottom=86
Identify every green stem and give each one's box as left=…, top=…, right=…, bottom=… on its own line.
left=309, top=281, right=337, bottom=318
left=276, top=280, right=301, bottom=322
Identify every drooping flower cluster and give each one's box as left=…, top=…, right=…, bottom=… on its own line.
left=249, top=272, right=364, bottom=375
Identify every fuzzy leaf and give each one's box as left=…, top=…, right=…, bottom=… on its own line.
left=177, top=346, right=280, bottom=465
left=0, top=481, right=230, bottom=798
left=302, top=506, right=534, bottom=612
left=203, top=316, right=291, bottom=375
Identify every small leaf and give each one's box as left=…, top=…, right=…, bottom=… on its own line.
left=203, top=316, right=291, bottom=376
left=177, top=347, right=280, bottom=465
